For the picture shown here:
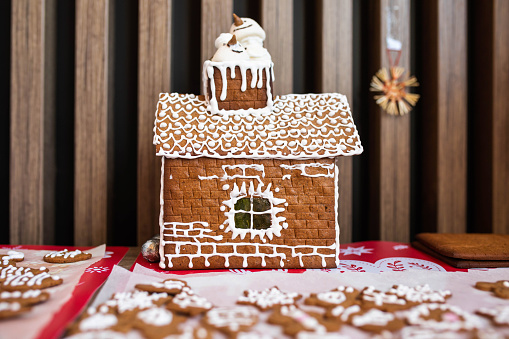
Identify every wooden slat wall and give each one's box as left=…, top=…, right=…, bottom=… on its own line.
left=420, top=0, right=467, bottom=233
left=319, top=0, right=354, bottom=243
left=261, top=0, right=293, bottom=96
left=10, top=0, right=56, bottom=245
left=6, top=0, right=509, bottom=247
left=201, top=0, right=234, bottom=75
left=137, top=0, right=172, bottom=246
left=74, top=0, right=113, bottom=245
left=471, top=0, right=509, bottom=234
left=368, top=0, right=411, bottom=242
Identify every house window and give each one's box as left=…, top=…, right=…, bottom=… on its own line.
left=234, top=197, right=271, bottom=230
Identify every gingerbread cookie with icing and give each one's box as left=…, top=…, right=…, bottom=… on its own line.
left=358, top=286, right=411, bottom=311
left=0, top=266, right=49, bottom=283
left=165, top=325, right=213, bottom=339
left=44, top=249, right=92, bottom=263
left=329, top=304, right=404, bottom=334
left=268, top=304, right=340, bottom=337
left=135, top=278, right=188, bottom=295
left=475, top=280, right=509, bottom=299
left=305, top=286, right=360, bottom=310
left=133, top=307, right=186, bottom=339
left=0, top=289, right=50, bottom=306
left=203, top=307, right=259, bottom=336
left=106, top=291, right=171, bottom=316
left=68, top=312, right=128, bottom=335
left=0, top=301, right=30, bottom=320
left=405, top=304, right=485, bottom=331
left=64, top=330, right=128, bottom=339
left=387, top=284, right=452, bottom=305
left=237, top=286, right=301, bottom=311
left=0, top=250, right=24, bottom=263
left=477, top=305, right=509, bottom=326
left=166, top=287, right=213, bottom=316
left=1, top=271, right=62, bottom=291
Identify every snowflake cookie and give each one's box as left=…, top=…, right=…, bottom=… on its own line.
left=237, top=286, right=301, bottom=311
left=203, top=307, right=259, bottom=335
left=358, top=286, right=411, bottom=311
left=305, top=286, right=360, bottom=309
left=44, top=249, right=92, bottom=263
left=387, top=284, right=452, bottom=305
left=475, top=280, right=509, bottom=299
left=326, top=304, right=404, bottom=334
left=106, top=291, right=171, bottom=315
left=268, top=304, right=341, bottom=336
left=133, top=307, right=186, bottom=339
left=135, top=278, right=188, bottom=295
left=477, top=305, right=509, bottom=326
left=404, top=303, right=485, bottom=331
left=166, top=287, right=213, bottom=316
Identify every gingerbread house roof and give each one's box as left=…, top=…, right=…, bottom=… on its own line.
left=153, top=92, right=363, bottom=159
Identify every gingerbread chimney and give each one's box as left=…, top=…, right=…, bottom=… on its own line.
left=203, top=15, right=274, bottom=114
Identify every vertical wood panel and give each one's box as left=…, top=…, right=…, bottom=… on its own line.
left=471, top=0, right=509, bottom=234
left=74, top=0, right=113, bottom=246
left=201, top=0, right=233, bottom=76
left=319, top=0, right=353, bottom=243
left=138, top=0, right=172, bottom=245
left=420, top=0, right=467, bottom=233
left=261, top=0, right=293, bottom=96
left=368, top=0, right=411, bottom=242
left=10, top=0, right=56, bottom=244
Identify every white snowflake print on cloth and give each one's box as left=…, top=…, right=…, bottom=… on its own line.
left=337, top=258, right=446, bottom=273
left=393, top=245, right=409, bottom=250
left=341, top=246, right=373, bottom=256
left=85, top=266, right=110, bottom=274
left=103, top=251, right=114, bottom=259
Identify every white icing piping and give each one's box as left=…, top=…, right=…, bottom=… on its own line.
left=203, top=60, right=274, bottom=116
left=159, top=157, right=166, bottom=269
left=154, top=93, right=363, bottom=160
left=198, top=164, right=265, bottom=184
left=280, top=162, right=334, bottom=178
left=221, top=182, right=287, bottom=243
left=334, top=163, right=340, bottom=267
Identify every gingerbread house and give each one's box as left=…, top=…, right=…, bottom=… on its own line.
left=153, top=16, right=362, bottom=270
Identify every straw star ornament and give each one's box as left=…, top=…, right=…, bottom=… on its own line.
left=370, top=66, right=420, bottom=116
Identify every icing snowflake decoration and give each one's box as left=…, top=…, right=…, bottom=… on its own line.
left=85, top=266, right=110, bottom=274
left=341, top=246, right=373, bottom=256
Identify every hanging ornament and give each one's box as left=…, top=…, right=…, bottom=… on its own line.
left=370, top=3, right=420, bottom=116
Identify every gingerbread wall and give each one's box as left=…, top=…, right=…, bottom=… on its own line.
left=206, top=67, right=274, bottom=110
left=160, top=157, right=339, bottom=270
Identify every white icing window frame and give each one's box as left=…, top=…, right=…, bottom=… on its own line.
left=221, top=181, right=287, bottom=243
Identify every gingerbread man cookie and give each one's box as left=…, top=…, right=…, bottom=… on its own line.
left=135, top=279, right=188, bottom=295
left=237, top=286, right=302, bottom=311
left=268, top=304, right=340, bottom=336
left=305, top=286, right=360, bottom=310
left=203, top=307, right=259, bottom=336
left=405, top=303, right=485, bottom=331
left=166, top=288, right=213, bottom=316
left=133, top=307, right=186, bottom=339
left=44, top=249, right=92, bottom=263
left=475, top=280, right=509, bottom=299
left=0, top=289, right=50, bottom=306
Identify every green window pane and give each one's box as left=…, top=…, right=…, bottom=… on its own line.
left=234, top=212, right=251, bottom=229
left=253, top=214, right=271, bottom=229
left=234, top=197, right=251, bottom=211
left=252, top=198, right=271, bottom=212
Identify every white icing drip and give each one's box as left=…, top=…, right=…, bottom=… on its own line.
left=334, top=163, right=340, bottom=268
left=137, top=307, right=173, bottom=326
left=154, top=93, right=363, bottom=160
left=280, top=162, right=334, bottom=178
left=203, top=60, right=274, bottom=116
left=79, top=313, right=118, bottom=331
left=282, top=174, right=291, bottom=180
left=221, top=182, right=286, bottom=243
left=159, top=157, right=166, bottom=269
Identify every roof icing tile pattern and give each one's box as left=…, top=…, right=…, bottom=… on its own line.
left=153, top=93, right=363, bottom=159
